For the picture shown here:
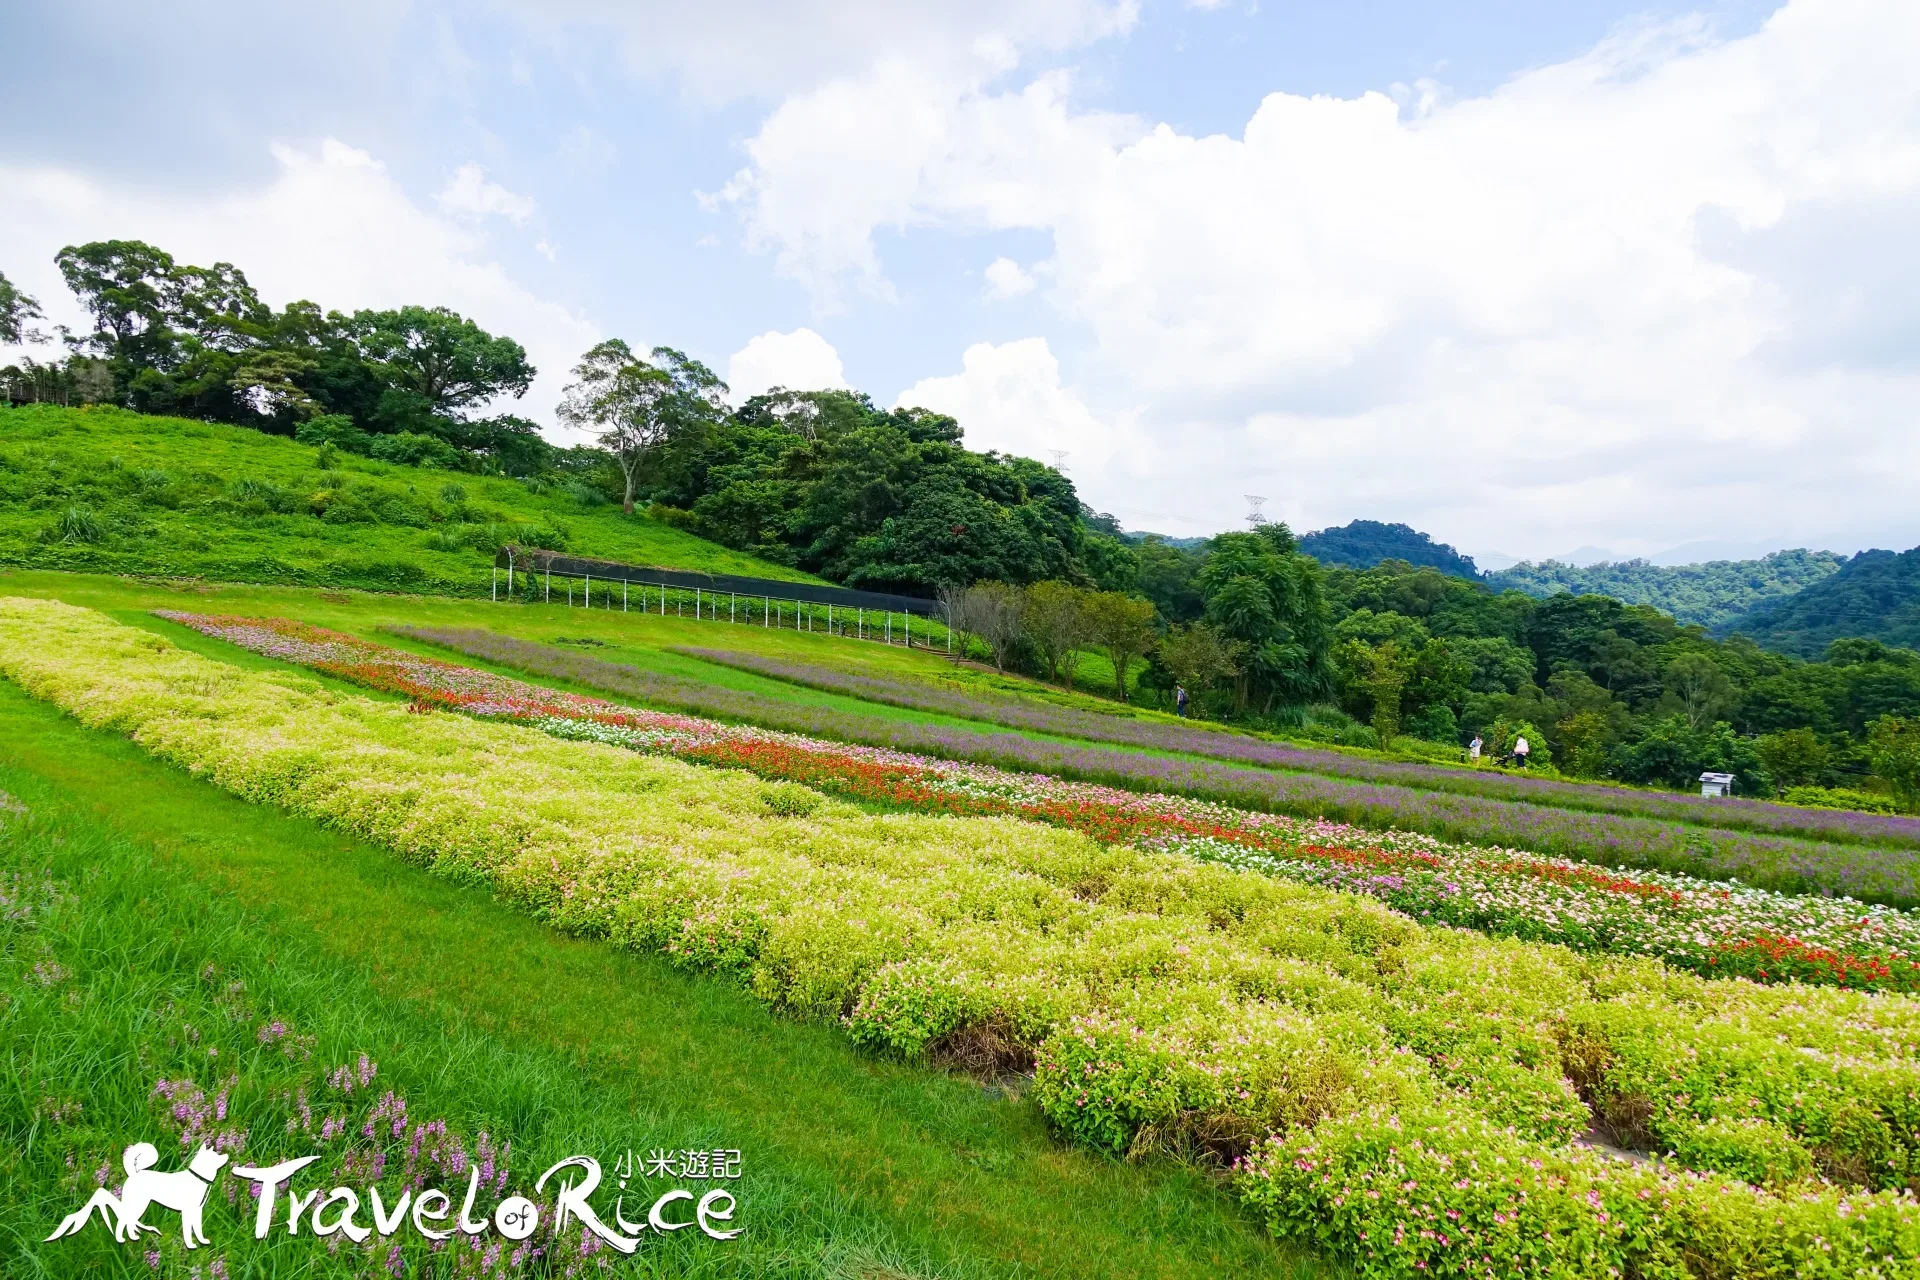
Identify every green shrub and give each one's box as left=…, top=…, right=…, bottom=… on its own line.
left=367, top=431, right=463, bottom=470
left=41, top=505, right=104, bottom=545
left=294, top=413, right=372, bottom=455
left=761, top=782, right=823, bottom=817
left=1784, top=785, right=1900, bottom=814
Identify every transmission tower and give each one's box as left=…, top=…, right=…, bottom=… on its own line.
left=1244, top=495, right=1267, bottom=530
left=1047, top=449, right=1070, bottom=473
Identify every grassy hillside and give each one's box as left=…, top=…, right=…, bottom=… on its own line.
left=1729, top=546, right=1920, bottom=656
left=0, top=404, right=818, bottom=595
left=1488, top=548, right=1845, bottom=630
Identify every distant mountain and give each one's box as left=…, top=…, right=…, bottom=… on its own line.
left=1299, top=520, right=1481, bottom=579
left=1488, top=550, right=1845, bottom=632
left=1728, top=547, right=1920, bottom=656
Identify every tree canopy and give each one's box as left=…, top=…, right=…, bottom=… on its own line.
left=1488, top=549, right=1846, bottom=631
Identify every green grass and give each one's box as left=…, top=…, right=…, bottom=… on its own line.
left=0, top=405, right=819, bottom=594
left=0, top=678, right=1325, bottom=1280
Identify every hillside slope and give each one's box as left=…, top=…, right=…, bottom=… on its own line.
left=1299, top=519, right=1482, bottom=578
left=1488, top=549, right=1844, bottom=630
left=0, top=404, right=816, bottom=594
left=1729, top=546, right=1920, bottom=656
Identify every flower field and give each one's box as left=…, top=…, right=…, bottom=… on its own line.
left=681, top=646, right=1920, bottom=848
left=16, top=598, right=1920, bottom=1278
left=164, top=612, right=1920, bottom=993
left=400, top=627, right=1920, bottom=908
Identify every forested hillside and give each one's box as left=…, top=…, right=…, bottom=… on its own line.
left=1487, top=549, right=1844, bottom=630
left=1297, top=518, right=1482, bottom=578
left=1731, top=547, right=1920, bottom=656
left=2, top=241, right=1129, bottom=599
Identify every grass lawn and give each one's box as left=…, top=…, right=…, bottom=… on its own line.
left=0, top=675, right=1326, bottom=1280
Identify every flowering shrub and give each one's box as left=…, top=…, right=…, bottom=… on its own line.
left=164, top=613, right=1920, bottom=995
left=9, top=598, right=1920, bottom=1277
left=678, top=646, right=1920, bottom=849
left=406, top=626, right=1920, bottom=907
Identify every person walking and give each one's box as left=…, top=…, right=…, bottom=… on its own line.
left=1513, top=734, right=1531, bottom=768
left=1174, top=684, right=1189, bottom=717
left=1468, top=734, right=1483, bottom=763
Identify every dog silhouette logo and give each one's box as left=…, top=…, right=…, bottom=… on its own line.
left=47, top=1142, right=231, bottom=1249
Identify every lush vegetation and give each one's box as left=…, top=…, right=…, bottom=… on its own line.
left=0, top=669, right=1302, bottom=1279
left=1296, top=520, right=1482, bottom=580
left=4, top=241, right=1132, bottom=600
left=1488, top=549, right=1846, bottom=631
left=1100, top=544, right=1920, bottom=804
left=637, top=387, right=1131, bottom=594
left=10, top=598, right=1920, bottom=1279
left=1730, top=546, right=1920, bottom=656
left=182, top=611, right=1920, bottom=989
left=0, top=404, right=812, bottom=592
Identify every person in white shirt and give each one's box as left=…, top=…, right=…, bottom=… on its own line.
left=1468, top=734, right=1483, bottom=762
left=1513, top=735, right=1531, bottom=768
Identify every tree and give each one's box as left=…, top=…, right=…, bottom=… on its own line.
left=1083, top=592, right=1157, bottom=701
left=1756, top=727, right=1829, bottom=790
left=1158, top=622, right=1243, bottom=714
left=0, top=270, right=46, bottom=345
left=349, top=306, right=533, bottom=418
left=558, top=341, right=725, bottom=514
left=1664, top=653, right=1737, bottom=729
left=1196, top=526, right=1332, bottom=714
left=1022, top=580, right=1093, bottom=687
left=944, top=581, right=1025, bottom=672
left=1868, top=716, right=1920, bottom=812
left=55, top=240, right=182, bottom=370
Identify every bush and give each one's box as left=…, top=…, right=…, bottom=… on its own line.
left=294, top=413, right=372, bottom=455
left=1783, top=785, right=1901, bottom=815
left=41, top=505, right=105, bottom=545
left=367, top=431, right=463, bottom=470
left=1335, top=722, right=1380, bottom=749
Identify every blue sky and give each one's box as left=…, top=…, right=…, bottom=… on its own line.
left=3, top=0, right=1912, bottom=566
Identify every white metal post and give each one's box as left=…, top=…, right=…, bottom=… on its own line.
left=545, top=568, right=550, bottom=602
left=491, top=567, right=497, bottom=602
left=585, top=574, right=590, bottom=607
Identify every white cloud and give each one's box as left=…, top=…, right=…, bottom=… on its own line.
left=501, top=0, right=1137, bottom=105
left=721, top=0, right=1920, bottom=556
left=0, top=140, right=598, bottom=432
left=983, top=256, right=1036, bottom=299
left=896, top=338, right=1156, bottom=515
left=437, top=162, right=537, bottom=225
left=726, top=327, right=850, bottom=401
left=534, top=238, right=557, bottom=262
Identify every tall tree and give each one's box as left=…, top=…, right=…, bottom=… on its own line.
left=1084, top=591, right=1158, bottom=702
left=1196, top=525, right=1332, bottom=713
left=0, top=269, right=46, bottom=346
left=1022, top=580, right=1094, bottom=687
left=349, top=306, right=534, bottom=418
left=558, top=341, right=726, bottom=514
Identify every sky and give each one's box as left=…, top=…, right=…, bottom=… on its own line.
left=3, top=0, right=1916, bottom=568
